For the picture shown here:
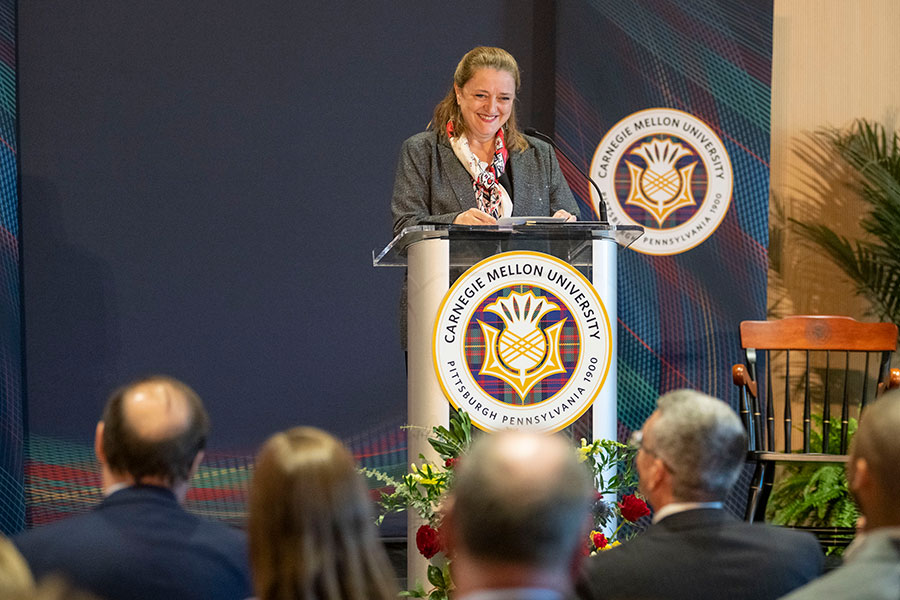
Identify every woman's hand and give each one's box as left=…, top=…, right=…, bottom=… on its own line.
left=553, top=209, right=577, bottom=222
left=453, top=208, right=497, bottom=226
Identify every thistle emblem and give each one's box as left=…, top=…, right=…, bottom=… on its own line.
left=624, top=137, right=698, bottom=227
left=477, top=290, right=568, bottom=401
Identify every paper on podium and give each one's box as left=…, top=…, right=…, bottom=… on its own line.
left=496, top=216, right=568, bottom=228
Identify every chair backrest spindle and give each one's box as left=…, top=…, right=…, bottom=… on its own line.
left=784, top=351, right=792, bottom=453
left=860, top=352, right=871, bottom=414
left=803, top=350, right=812, bottom=453
left=821, top=351, right=831, bottom=454
left=838, top=351, right=850, bottom=453
left=765, top=351, right=775, bottom=452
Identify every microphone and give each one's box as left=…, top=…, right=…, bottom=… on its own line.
left=524, top=127, right=608, bottom=222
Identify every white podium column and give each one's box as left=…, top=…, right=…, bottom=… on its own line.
left=592, top=237, right=619, bottom=534
left=405, top=238, right=450, bottom=586
left=591, top=237, right=618, bottom=445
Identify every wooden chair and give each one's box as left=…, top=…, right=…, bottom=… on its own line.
left=732, top=316, right=900, bottom=532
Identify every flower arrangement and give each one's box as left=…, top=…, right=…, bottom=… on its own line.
left=364, top=412, right=648, bottom=597
left=578, top=437, right=648, bottom=553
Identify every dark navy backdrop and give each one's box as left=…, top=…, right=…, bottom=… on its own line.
left=18, top=1, right=556, bottom=454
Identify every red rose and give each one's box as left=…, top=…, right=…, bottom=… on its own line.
left=444, top=457, right=459, bottom=469
left=618, top=494, right=650, bottom=522
left=416, top=524, right=442, bottom=559
left=591, top=531, right=608, bottom=549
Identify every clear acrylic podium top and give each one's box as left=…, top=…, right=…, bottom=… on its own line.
left=373, top=222, right=644, bottom=268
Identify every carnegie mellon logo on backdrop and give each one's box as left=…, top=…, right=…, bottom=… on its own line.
left=591, top=108, right=734, bottom=256
left=432, top=252, right=611, bottom=433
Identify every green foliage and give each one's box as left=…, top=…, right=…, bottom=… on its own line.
left=793, top=119, right=900, bottom=324
left=399, top=563, right=452, bottom=600
left=361, top=413, right=472, bottom=527
left=577, top=437, right=640, bottom=537
left=766, top=416, right=859, bottom=554
left=426, top=410, right=473, bottom=461
left=578, top=437, right=638, bottom=495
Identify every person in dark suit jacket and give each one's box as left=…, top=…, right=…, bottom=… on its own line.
left=443, top=430, right=594, bottom=600
left=574, top=389, right=824, bottom=600
left=14, top=376, right=252, bottom=600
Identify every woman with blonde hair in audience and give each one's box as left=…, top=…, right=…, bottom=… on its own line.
left=248, top=427, right=398, bottom=600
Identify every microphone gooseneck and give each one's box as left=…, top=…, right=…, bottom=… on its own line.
left=524, top=127, right=608, bottom=222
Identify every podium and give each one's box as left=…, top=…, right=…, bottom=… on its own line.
left=374, top=221, right=642, bottom=582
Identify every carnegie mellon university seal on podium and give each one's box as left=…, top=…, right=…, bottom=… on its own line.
left=590, top=108, right=733, bottom=256
left=433, top=252, right=611, bottom=433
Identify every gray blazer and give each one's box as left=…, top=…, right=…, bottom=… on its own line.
left=779, top=529, right=900, bottom=600
left=391, top=130, right=578, bottom=237
left=389, top=130, right=579, bottom=348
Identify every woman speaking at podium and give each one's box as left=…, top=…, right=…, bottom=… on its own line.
left=390, top=46, right=578, bottom=236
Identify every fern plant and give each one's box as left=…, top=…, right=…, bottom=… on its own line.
left=792, top=119, right=900, bottom=324
left=766, top=415, right=859, bottom=553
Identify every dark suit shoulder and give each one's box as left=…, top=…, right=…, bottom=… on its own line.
left=575, top=513, right=823, bottom=600
left=14, top=488, right=251, bottom=600
left=721, top=518, right=823, bottom=549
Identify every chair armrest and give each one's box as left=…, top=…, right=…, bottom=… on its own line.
left=750, top=452, right=849, bottom=463
left=732, top=363, right=758, bottom=397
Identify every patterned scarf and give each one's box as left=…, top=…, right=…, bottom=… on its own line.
left=447, top=121, right=510, bottom=219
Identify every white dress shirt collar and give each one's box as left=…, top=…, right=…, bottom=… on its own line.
left=652, top=501, right=724, bottom=524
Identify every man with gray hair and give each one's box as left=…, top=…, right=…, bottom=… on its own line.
left=443, top=430, right=594, bottom=600
left=575, top=389, right=823, bottom=600
left=781, top=390, right=900, bottom=600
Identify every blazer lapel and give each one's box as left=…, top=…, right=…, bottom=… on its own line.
left=438, top=140, right=477, bottom=212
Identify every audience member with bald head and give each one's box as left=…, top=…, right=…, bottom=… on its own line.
left=15, top=375, right=252, bottom=600
left=781, top=390, right=900, bottom=600
left=575, top=389, right=823, bottom=600
left=443, top=430, right=593, bottom=600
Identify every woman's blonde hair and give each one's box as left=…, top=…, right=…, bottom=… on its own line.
left=0, top=536, right=34, bottom=598
left=431, top=46, right=528, bottom=152
left=248, top=427, right=398, bottom=600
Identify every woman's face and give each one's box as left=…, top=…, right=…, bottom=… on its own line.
left=455, top=67, right=515, bottom=144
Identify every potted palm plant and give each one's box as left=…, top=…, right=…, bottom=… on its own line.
left=792, top=119, right=900, bottom=323
left=767, top=119, right=900, bottom=555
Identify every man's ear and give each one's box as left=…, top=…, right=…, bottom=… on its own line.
left=94, top=422, right=106, bottom=464
left=849, top=456, right=871, bottom=496
left=643, top=457, right=667, bottom=495
left=188, top=450, right=205, bottom=480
